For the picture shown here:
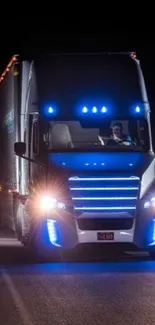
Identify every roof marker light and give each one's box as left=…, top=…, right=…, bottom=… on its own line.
left=101, top=106, right=107, bottom=113
left=92, top=106, right=97, bottom=113
left=82, top=106, right=88, bottom=113
left=48, top=106, right=54, bottom=113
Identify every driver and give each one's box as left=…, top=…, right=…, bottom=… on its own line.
left=110, top=122, right=132, bottom=145
left=98, top=122, right=132, bottom=146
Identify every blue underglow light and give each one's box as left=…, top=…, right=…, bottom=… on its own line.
left=148, top=219, right=155, bottom=246
left=152, top=219, right=155, bottom=241
left=92, top=106, right=97, bottom=113
left=47, top=219, right=61, bottom=247
left=82, top=106, right=88, bottom=113
left=101, top=106, right=107, bottom=113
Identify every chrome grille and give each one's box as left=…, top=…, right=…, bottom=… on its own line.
left=69, top=176, right=140, bottom=214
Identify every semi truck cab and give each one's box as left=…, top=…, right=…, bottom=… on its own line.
left=1, top=52, right=155, bottom=257
left=20, top=109, right=154, bottom=254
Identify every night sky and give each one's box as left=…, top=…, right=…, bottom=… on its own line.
left=0, top=24, right=154, bottom=137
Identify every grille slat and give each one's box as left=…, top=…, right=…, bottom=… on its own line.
left=69, top=175, right=140, bottom=213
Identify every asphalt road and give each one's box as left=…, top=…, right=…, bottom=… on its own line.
left=1, top=234, right=155, bottom=325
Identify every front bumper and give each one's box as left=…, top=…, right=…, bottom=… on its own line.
left=42, top=205, right=155, bottom=251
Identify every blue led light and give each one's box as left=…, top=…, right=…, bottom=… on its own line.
left=148, top=219, right=155, bottom=246
left=92, top=106, right=97, bottom=113
left=74, top=206, right=136, bottom=210
left=48, top=106, right=54, bottom=113
left=70, top=187, right=139, bottom=190
left=43, top=104, right=57, bottom=117
left=82, top=106, right=88, bottom=113
left=130, top=104, right=143, bottom=116
left=47, top=219, right=61, bottom=247
left=72, top=197, right=137, bottom=200
left=80, top=105, right=108, bottom=115
left=69, top=176, right=139, bottom=181
left=101, top=106, right=107, bottom=113
left=50, top=152, right=143, bottom=171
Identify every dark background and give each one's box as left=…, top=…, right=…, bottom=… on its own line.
left=0, top=22, right=154, bottom=136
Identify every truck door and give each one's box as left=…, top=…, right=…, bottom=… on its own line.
left=29, top=115, right=39, bottom=182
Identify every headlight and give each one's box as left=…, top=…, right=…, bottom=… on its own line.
left=40, top=195, right=66, bottom=212
left=144, top=196, right=155, bottom=209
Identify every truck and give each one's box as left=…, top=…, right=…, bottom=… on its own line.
left=0, top=52, right=155, bottom=258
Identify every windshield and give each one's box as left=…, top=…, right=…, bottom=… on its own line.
left=43, top=119, right=149, bottom=152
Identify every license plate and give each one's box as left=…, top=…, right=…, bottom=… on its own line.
left=97, top=232, right=114, bottom=241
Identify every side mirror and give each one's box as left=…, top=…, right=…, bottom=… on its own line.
left=14, top=142, right=26, bottom=156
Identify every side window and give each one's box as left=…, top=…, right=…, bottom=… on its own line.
left=139, top=120, right=148, bottom=147
left=33, top=121, right=39, bottom=155
left=43, top=123, right=50, bottom=148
